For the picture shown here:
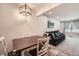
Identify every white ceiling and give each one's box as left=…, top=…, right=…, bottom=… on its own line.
left=18, top=3, right=62, bottom=16
left=44, top=3, right=79, bottom=21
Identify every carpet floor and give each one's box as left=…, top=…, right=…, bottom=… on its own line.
left=52, top=36, right=79, bottom=56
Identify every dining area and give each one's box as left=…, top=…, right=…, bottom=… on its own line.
left=12, top=35, right=43, bottom=56
left=8, top=35, right=49, bottom=56
left=8, top=35, right=61, bottom=56
left=0, top=35, right=67, bottom=56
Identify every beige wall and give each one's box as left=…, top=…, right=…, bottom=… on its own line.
left=0, top=4, right=61, bottom=52
left=0, top=3, right=48, bottom=52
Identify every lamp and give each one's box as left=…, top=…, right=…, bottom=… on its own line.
left=19, top=4, right=32, bottom=16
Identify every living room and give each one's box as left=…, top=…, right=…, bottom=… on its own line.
left=0, top=3, right=79, bottom=56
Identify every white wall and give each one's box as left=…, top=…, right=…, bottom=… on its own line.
left=0, top=4, right=61, bottom=52
left=47, top=18, right=61, bottom=31
left=59, top=22, right=64, bottom=33
left=0, top=4, right=49, bottom=52
left=3, top=15, right=48, bottom=52
left=37, top=16, right=61, bottom=32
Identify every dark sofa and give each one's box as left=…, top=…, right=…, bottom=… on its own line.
left=46, top=30, right=65, bottom=46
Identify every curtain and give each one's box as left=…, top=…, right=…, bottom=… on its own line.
left=64, top=20, right=79, bottom=33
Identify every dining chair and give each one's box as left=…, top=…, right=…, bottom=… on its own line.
left=0, top=37, right=8, bottom=56
left=21, top=37, right=49, bottom=56
left=37, top=37, right=49, bottom=56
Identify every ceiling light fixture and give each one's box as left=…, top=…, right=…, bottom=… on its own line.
left=19, top=4, right=32, bottom=16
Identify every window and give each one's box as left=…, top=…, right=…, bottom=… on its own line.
left=64, top=20, right=79, bottom=33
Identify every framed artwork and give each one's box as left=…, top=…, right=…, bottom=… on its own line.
left=47, top=20, right=54, bottom=28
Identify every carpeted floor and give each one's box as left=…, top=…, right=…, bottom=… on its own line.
left=51, top=36, right=79, bottom=56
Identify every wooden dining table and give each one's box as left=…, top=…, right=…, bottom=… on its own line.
left=12, top=35, right=42, bottom=52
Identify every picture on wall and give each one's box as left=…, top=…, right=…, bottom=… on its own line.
left=48, top=20, right=54, bottom=28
